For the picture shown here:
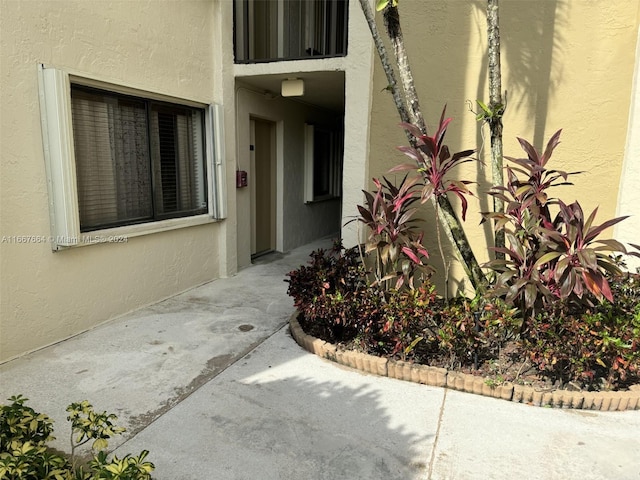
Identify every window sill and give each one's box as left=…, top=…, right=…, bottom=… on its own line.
left=55, top=214, right=219, bottom=250
left=305, top=195, right=341, bottom=205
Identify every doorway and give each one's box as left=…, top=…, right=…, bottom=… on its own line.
left=250, top=117, right=277, bottom=259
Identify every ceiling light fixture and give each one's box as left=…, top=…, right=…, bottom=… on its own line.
left=281, top=78, right=304, bottom=97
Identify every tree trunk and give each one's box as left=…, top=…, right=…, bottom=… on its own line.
left=487, top=0, right=505, bottom=257
left=436, top=195, right=486, bottom=294
left=358, top=0, right=410, bottom=139
left=359, top=0, right=486, bottom=292
left=382, top=6, right=426, bottom=134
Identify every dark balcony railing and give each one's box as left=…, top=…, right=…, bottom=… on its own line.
left=234, top=0, right=349, bottom=64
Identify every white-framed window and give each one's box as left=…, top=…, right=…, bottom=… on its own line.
left=304, top=123, right=343, bottom=203
left=38, top=65, right=226, bottom=250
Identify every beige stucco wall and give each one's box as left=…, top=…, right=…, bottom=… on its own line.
left=366, top=0, right=640, bottom=294
left=0, top=0, right=234, bottom=362
left=617, top=26, right=640, bottom=272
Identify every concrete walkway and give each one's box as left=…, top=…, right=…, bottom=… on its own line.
left=1, top=239, right=639, bottom=479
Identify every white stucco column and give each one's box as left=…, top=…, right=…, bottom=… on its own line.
left=213, top=0, right=239, bottom=277
left=616, top=26, right=640, bottom=272
left=341, top=0, right=375, bottom=248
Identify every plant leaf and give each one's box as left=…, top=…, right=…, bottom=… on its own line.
left=516, top=137, right=539, bottom=164
left=534, top=251, right=561, bottom=268
left=584, top=215, right=629, bottom=243
left=376, top=0, right=390, bottom=11
left=540, top=129, right=562, bottom=165
left=401, top=246, right=422, bottom=264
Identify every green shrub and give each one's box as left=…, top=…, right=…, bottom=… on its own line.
left=286, top=245, right=435, bottom=357
left=287, top=243, right=640, bottom=390
left=0, top=442, right=73, bottom=480
left=434, top=297, right=520, bottom=369
left=0, top=396, right=154, bottom=480
left=287, top=160, right=640, bottom=390
left=0, top=395, right=55, bottom=452
left=523, top=272, right=640, bottom=389
left=356, top=285, right=439, bottom=360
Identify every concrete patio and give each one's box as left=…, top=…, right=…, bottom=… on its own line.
left=1, top=239, right=639, bottom=480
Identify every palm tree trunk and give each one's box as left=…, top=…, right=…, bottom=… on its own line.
left=359, top=0, right=486, bottom=291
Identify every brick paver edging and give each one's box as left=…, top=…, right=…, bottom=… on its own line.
left=289, top=314, right=640, bottom=411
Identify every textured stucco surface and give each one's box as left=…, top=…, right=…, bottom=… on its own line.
left=0, top=0, right=232, bottom=361
left=340, top=0, right=376, bottom=248
left=366, top=0, right=640, bottom=293
left=617, top=27, right=640, bottom=272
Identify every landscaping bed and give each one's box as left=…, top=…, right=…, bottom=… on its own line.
left=285, top=244, right=640, bottom=410
left=290, top=315, right=640, bottom=411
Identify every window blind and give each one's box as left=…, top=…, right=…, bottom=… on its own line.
left=70, top=85, right=207, bottom=231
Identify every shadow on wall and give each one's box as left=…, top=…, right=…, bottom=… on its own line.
left=501, top=0, right=567, bottom=148
left=472, top=0, right=567, bottom=255
left=365, top=1, right=566, bottom=295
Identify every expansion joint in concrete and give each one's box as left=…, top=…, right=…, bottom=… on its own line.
left=427, top=388, right=447, bottom=480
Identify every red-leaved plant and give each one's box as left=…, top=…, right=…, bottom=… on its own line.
left=483, top=130, right=639, bottom=323
left=350, top=175, right=433, bottom=291
left=540, top=200, right=634, bottom=303
left=392, top=106, right=476, bottom=220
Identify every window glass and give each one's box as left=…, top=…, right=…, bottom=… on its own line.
left=71, top=86, right=207, bottom=231
left=313, top=128, right=332, bottom=198
left=305, top=123, right=343, bottom=202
